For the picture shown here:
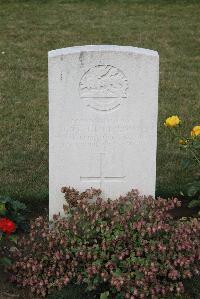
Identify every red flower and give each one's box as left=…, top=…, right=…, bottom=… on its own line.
left=0, top=217, right=16, bottom=234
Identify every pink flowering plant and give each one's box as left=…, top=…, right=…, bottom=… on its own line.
left=10, top=188, right=200, bottom=298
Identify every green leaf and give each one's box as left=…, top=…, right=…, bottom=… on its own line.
left=180, top=158, right=191, bottom=169
left=188, top=199, right=200, bottom=208
left=0, top=202, right=6, bottom=214
left=192, top=140, right=200, bottom=149
left=9, top=234, right=18, bottom=243
left=0, top=196, right=11, bottom=204
left=135, top=270, right=143, bottom=279
left=113, top=268, right=122, bottom=277
left=100, top=291, right=109, bottom=299
left=11, top=200, right=26, bottom=211
left=0, top=257, right=12, bottom=266
left=187, top=185, right=200, bottom=197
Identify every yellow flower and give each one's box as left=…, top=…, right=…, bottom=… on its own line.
left=164, top=115, right=181, bottom=128
left=179, top=139, right=187, bottom=145
left=191, top=125, right=200, bottom=137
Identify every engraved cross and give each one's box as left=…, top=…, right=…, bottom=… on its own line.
left=80, top=153, right=125, bottom=188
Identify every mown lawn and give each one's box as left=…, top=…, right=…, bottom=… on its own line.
left=0, top=0, right=199, bottom=203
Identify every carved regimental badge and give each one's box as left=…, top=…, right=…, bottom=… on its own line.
left=79, top=65, right=128, bottom=111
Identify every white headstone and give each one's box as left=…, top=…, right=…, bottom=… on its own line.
left=49, top=45, right=159, bottom=218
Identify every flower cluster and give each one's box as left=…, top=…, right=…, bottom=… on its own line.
left=0, top=195, right=27, bottom=230
left=10, top=188, right=200, bottom=298
left=164, top=115, right=200, bottom=213
left=164, top=115, right=200, bottom=139
left=0, top=217, right=16, bottom=235
left=0, top=196, right=26, bottom=266
left=0, top=217, right=16, bottom=266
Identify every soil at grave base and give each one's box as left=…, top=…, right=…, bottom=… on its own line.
left=169, top=195, right=199, bottom=219
left=0, top=268, right=40, bottom=299
left=0, top=196, right=198, bottom=299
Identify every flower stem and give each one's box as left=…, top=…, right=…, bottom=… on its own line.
left=190, top=149, right=200, bottom=166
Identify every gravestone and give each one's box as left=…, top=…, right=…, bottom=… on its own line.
left=49, top=45, right=159, bottom=218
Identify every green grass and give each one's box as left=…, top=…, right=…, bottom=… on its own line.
left=0, top=0, right=199, bottom=202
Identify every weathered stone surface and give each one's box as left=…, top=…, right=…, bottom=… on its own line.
left=49, top=45, right=159, bottom=217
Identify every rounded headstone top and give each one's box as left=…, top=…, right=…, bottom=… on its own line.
left=48, top=45, right=158, bottom=58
